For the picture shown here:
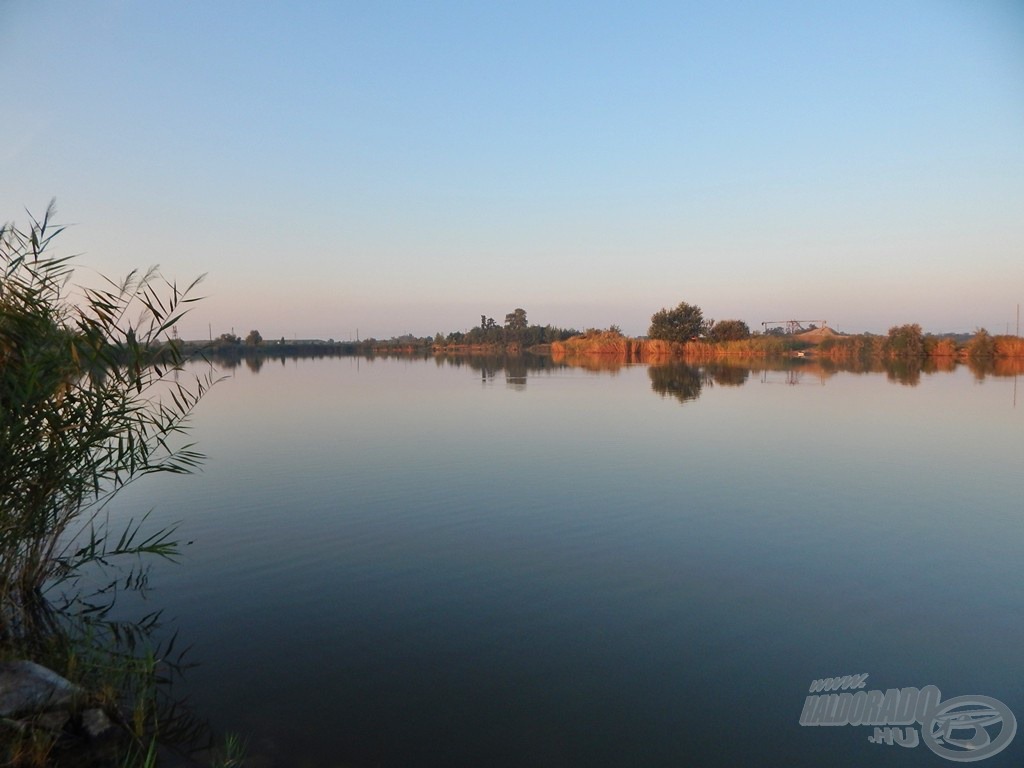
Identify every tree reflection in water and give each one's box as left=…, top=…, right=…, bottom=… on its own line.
left=648, top=363, right=706, bottom=404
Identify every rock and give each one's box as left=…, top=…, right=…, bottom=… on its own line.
left=80, top=707, right=114, bottom=739
left=0, top=660, right=81, bottom=717
left=34, top=709, right=72, bottom=732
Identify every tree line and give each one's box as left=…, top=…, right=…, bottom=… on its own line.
left=646, top=300, right=1021, bottom=360
left=437, top=308, right=580, bottom=348
left=205, top=299, right=1021, bottom=360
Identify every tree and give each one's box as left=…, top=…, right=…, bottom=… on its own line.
left=1, top=204, right=213, bottom=627
left=885, top=324, right=924, bottom=359
left=245, top=329, right=263, bottom=346
left=504, top=308, right=528, bottom=332
left=709, top=319, right=751, bottom=342
left=648, top=301, right=706, bottom=343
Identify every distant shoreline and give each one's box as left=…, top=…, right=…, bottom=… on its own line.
left=176, top=328, right=1024, bottom=365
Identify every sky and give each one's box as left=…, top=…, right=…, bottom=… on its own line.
left=1, top=1, right=1022, bottom=339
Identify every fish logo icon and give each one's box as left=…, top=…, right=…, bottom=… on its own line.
left=921, top=695, right=1017, bottom=762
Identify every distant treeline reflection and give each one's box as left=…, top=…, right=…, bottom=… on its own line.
left=192, top=344, right=1023, bottom=395
left=650, top=357, right=1024, bottom=404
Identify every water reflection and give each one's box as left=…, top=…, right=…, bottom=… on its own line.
left=549, top=350, right=639, bottom=372
left=647, top=363, right=704, bottom=404
left=431, top=353, right=568, bottom=389
left=201, top=348, right=1024, bottom=393
left=703, top=362, right=750, bottom=387
left=104, top=354, right=1022, bottom=766
left=757, top=366, right=830, bottom=386
left=885, top=360, right=922, bottom=386
left=646, top=362, right=753, bottom=405
left=967, top=356, right=1024, bottom=379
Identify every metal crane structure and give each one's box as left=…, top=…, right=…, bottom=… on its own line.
left=761, top=319, right=828, bottom=335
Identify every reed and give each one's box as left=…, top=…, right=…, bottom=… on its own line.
left=1, top=204, right=214, bottom=635
left=818, top=334, right=885, bottom=362
left=553, top=333, right=792, bottom=361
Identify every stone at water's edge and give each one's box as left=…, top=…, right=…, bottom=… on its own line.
left=81, top=707, right=113, bottom=738
left=0, top=659, right=81, bottom=717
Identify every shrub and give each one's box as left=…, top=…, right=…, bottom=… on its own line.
left=994, top=334, right=1024, bottom=358
left=708, top=319, right=751, bottom=342
left=924, top=336, right=958, bottom=357
left=968, top=328, right=996, bottom=359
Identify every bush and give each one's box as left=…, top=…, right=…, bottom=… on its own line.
left=968, top=328, right=996, bottom=359
left=994, top=335, right=1024, bottom=358
left=924, top=336, right=958, bottom=357
left=708, top=319, right=751, bottom=342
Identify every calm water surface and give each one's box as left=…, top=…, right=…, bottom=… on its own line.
left=107, top=356, right=1023, bottom=767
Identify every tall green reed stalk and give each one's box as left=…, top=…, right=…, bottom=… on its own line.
left=0, top=203, right=214, bottom=637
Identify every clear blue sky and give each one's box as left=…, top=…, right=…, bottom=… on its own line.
left=2, top=1, right=1022, bottom=338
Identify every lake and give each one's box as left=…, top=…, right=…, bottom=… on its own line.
left=103, top=354, right=1023, bottom=767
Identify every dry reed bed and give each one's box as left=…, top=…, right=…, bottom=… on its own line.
left=551, top=334, right=791, bottom=361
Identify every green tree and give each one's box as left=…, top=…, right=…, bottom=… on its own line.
left=1, top=204, right=213, bottom=627
left=648, top=301, right=706, bottom=342
left=885, top=324, right=924, bottom=358
left=709, top=319, right=751, bottom=342
left=505, top=308, right=528, bottom=332
left=245, top=329, right=262, bottom=346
